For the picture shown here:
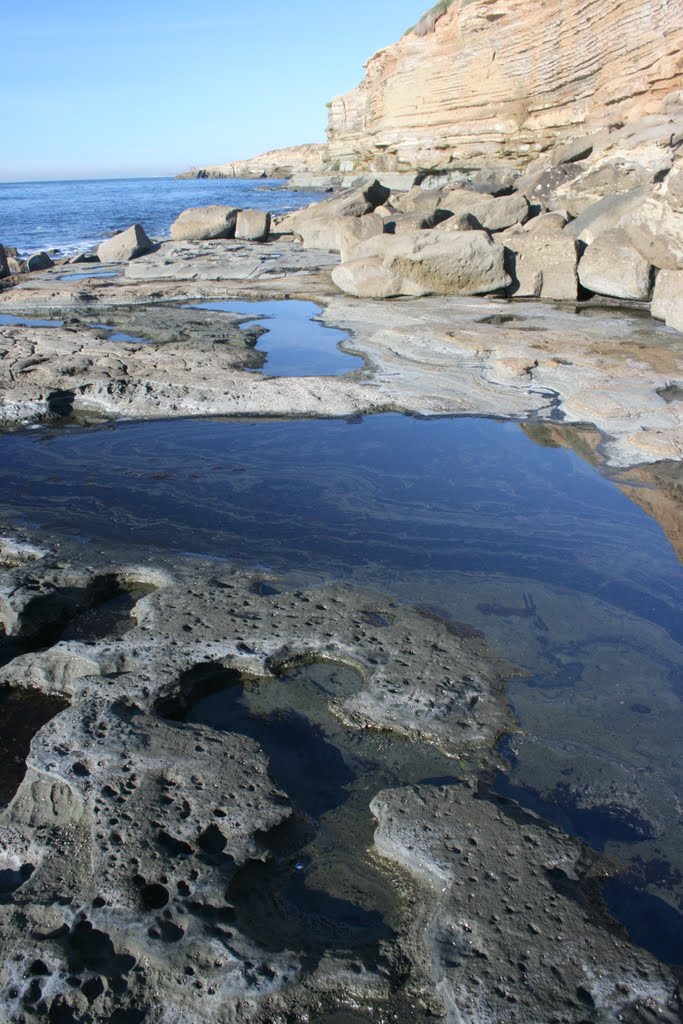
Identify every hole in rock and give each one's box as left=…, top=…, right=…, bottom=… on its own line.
left=0, top=686, right=70, bottom=807
left=0, top=575, right=157, bottom=668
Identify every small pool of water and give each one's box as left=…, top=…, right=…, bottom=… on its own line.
left=0, top=313, right=65, bottom=328
left=187, top=299, right=365, bottom=377
left=57, top=270, right=119, bottom=281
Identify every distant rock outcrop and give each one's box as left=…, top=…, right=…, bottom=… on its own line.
left=178, top=143, right=329, bottom=180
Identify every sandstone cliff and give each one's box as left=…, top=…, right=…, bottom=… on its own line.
left=177, top=142, right=328, bottom=180
left=327, top=0, right=683, bottom=175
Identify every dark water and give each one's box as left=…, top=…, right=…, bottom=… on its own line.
left=0, top=413, right=681, bottom=960
left=167, top=659, right=460, bottom=965
left=0, top=177, right=322, bottom=258
left=188, top=300, right=365, bottom=377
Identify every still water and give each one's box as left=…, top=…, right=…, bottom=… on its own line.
left=0, top=413, right=681, bottom=958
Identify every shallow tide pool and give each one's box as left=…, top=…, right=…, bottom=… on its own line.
left=0, top=412, right=681, bottom=960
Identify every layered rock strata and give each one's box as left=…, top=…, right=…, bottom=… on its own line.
left=326, top=0, right=683, bottom=176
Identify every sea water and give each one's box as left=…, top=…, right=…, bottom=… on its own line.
left=0, top=176, right=323, bottom=257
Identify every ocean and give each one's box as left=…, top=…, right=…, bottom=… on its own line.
left=0, top=176, right=325, bottom=258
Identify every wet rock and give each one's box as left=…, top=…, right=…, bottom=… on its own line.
left=578, top=229, right=653, bottom=300
left=97, top=224, right=152, bottom=262
left=234, top=208, right=271, bottom=242
left=170, top=205, right=241, bottom=241
left=22, top=252, right=55, bottom=273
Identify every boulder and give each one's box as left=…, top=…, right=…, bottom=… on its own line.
left=170, top=206, right=241, bottom=241
left=503, top=230, right=580, bottom=300
left=332, top=259, right=405, bottom=299
left=437, top=212, right=483, bottom=232
left=67, top=252, right=100, bottom=264
left=298, top=212, right=384, bottom=256
left=577, top=229, right=653, bottom=300
left=392, top=186, right=447, bottom=215
left=98, top=224, right=152, bottom=262
left=22, top=251, right=55, bottom=272
left=524, top=211, right=570, bottom=234
left=387, top=210, right=452, bottom=234
left=235, top=209, right=271, bottom=242
left=440, top=190, right=530, bottom=231
left=0, top=244, right=8, bottom=279
left=338, top=214, right=385, bottom=260
left=622, top=164, right=683, bottom=270
left=334, top=230, right=510, bottom=298
left=651, top=270, right=683, bottom=333
left=567, top=188, right=647, bottom=244
left=278, top=180, right=391, bottom=232
left=7, top=257, right=22, bottom=275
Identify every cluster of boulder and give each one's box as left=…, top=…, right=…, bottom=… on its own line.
left=275, top=155, right=683, bottom=334
left=0, top=206, right=273, bottom=280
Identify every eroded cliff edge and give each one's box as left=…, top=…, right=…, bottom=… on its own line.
left=326, top=0, right=683, bottom=177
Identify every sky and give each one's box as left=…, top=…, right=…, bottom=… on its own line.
left=2, top=0, right=425, bottom=182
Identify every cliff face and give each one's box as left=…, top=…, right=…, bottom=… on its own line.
left=327, top=0, right=683, bottom=174
left=177, top=143, right=328, bottom=180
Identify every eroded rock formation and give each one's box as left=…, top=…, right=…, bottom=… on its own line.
left=327, top=0, right=683, bottom=176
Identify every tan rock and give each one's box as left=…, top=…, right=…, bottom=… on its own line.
left=298, top=212, right=384, bottom=255
left=578, top=229, right=653, bottom=300
left=440, top=191, right=530, bottom=231
left=336, top=229, right=510, bottom=297
left=97, top=225, right=152, bottom=262
left=170, top=206, right=241, bottom=241
left=326, top=0, right=683, bottom=175
left=651, top=269, right=683, bottom=332
left=235, top=209, right=271, bottom=242
left=338, top=214, right=386, bottom=260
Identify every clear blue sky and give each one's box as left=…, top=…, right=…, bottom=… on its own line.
left=2, top=0, right=425, bottom=182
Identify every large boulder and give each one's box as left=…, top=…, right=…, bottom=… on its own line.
left=440, top=190, right=530, bottom=231
left=0, top=244, right=8, bottom=279
left=22, top=251, right=55, bottom=272
left=577, top=229, right=653, bottom=300
left=98, top=224, right=152, bottom=262
left=298, top=212, right=384, bottom=256
left=331, top=259, right=405, bottom=299
left=651, top=270, right=683, bottom=333
left=503, top=228, right=580, bottom=301
left=235, top=209, right=271, bottom=242
left=170, top=205, right=241, bottom=241
left=278, top=180, right=391, bottom=233
left=623, top=162, right=683, bottom=270
left=566, top=188, right=648, bottom=244
left=332, top=230, right=510, bottom=298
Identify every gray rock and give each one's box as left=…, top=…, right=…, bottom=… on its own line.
left=504, top=229, right=580, bottom=301
left=436, top=211, right=483, bottom=231
left=97, top=224, right=152, bottom=262
left=170, top=205, right=241, bottom=241
left=338, top=213, right=386, bottom=260
left=298, top=212, right=384, bottom=256
left=567, top=188, right=648, bottom=244
left=279, top=180, right=391, bottom=233
left=0, top=244, right=8, bottom=279
left=392, top=186, right=448, bottom=215
left=235, top=209, right=271, bottom=242
left=22, top=251, right=55, bottom=272
left=651, top=269, right=683, bottom=332
left=441, top=190, right=530, bottom=231
left=67, top=252, right=100, bottom=264
left=387, top=210, right=452, bottom=234
left=578, top=229, right=653, bottom=300
left=332, top=258, right=405, bottom=298
left=524, top=211, right=570, bottom=234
